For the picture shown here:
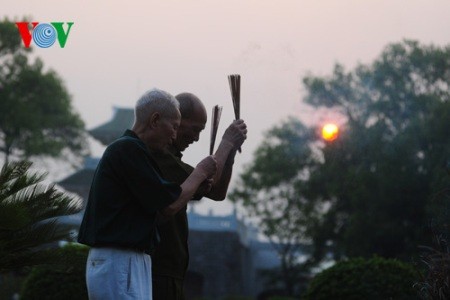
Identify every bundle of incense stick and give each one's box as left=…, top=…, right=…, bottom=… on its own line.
left=209, top=105, right=223, bottom=155
left=228, top=74, right=241, bottom=152
left=228, top=74, right=240, bottom=120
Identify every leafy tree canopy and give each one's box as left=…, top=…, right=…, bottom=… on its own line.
left=302, top=40, right=450, bottom=260
left=231, top=40, right=450, bottom=290
left=0, top=18, right=88, bottom=164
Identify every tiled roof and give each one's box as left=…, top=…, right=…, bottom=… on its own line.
left=89, top=107, right=134, bottom=145
left=58, top=157, right=100, bottom=187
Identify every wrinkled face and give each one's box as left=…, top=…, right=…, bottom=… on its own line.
left=174, top=110, right=206, bottom=152
left=152, top=112, right=181, bottom=152
left=161, top=116, right=180, bottom=148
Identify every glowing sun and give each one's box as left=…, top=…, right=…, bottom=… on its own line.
left=321, top=123, right=339, bottom=141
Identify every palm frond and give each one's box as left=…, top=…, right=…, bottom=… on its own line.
left=0, top=161, right=45, bottom=203
left=0, top=161, right=81, bottom=272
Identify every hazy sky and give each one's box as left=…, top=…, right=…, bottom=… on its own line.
left=3, top=0, right=450, bottom=214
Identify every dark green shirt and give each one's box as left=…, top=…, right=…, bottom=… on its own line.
left=77, top=130, right=181, bottom=254
left=150, top=146, right=199, bottom=279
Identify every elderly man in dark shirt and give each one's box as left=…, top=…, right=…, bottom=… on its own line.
left=151, top=92, right=247, bottom=300
left=77, top=89, right=217, bottom=300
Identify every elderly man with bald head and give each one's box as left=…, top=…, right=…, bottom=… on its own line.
left=78, top=89, right=217, bottom=300
left=151, top=92, right=247, bottom=300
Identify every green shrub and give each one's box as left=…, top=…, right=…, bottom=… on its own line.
left=303, top=256, right=419, bottom=300
left=20, top=243, right=89, bottom=300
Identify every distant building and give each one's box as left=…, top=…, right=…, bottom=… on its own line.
left=58, top=157, right=99, bottom=209
left=89, top=106, right=134, bottom=145
left=185, top=208, right=284, bottom=299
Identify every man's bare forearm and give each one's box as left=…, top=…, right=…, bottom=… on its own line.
left=207, top=140, right=236, bottom=200
left=161, top=155, right=217, bottom=217
left=161, top=170, right=207, bottom=216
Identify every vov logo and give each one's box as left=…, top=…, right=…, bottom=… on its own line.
left=15, top=22, right=74, bottom=48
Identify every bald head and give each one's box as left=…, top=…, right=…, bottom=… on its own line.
left=175, top=93, right=207, bottom=120
left=174, top=93, right=207, bottom=152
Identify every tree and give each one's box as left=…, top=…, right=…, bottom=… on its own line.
left=0, top=18, right=88, bottom=164
left=231, top=40, right=450, bottom=285
left=0, top=161, right=80, bottom=272
left=302, top=40, right=450, bottom=261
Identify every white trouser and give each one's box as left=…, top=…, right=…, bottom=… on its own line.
left=86, top=247, right=152, bottom=300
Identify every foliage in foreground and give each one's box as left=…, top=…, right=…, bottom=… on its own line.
left=415, top=234, right=450, bottom=300
left=20, top=243, right=89, bottom=300
left=303, top=257, right=419, bottom=300
left=414, top=164, right=450, bottom=300
left=0, top=161, right=80, bottom=272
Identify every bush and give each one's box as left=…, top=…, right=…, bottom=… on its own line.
left=415, top=234, right=450, bottom=300
left=20, top=243, right=89, bottom=300
left=0, top=271, right=27, bottom=300
left=414, top=170, right=450, bottom=299
left=303, top=257, right=419, bottom=300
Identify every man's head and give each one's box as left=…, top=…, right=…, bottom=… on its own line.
left=174, top=93, right=207, bottom=152
left=132, top=88, right=181, bottom=152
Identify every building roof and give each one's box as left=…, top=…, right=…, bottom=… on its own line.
left=58, top=157, right=100, bottom=189
left=89, top=107, right=134, bottom=145
left=56, top=211, right=84, bottom=227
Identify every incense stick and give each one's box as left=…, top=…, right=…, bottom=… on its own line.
left=228, top=74, right=240, bottom=120
left=209, top=105, right=223, bottom=155
left=228, top=74, right=241, bottom=152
